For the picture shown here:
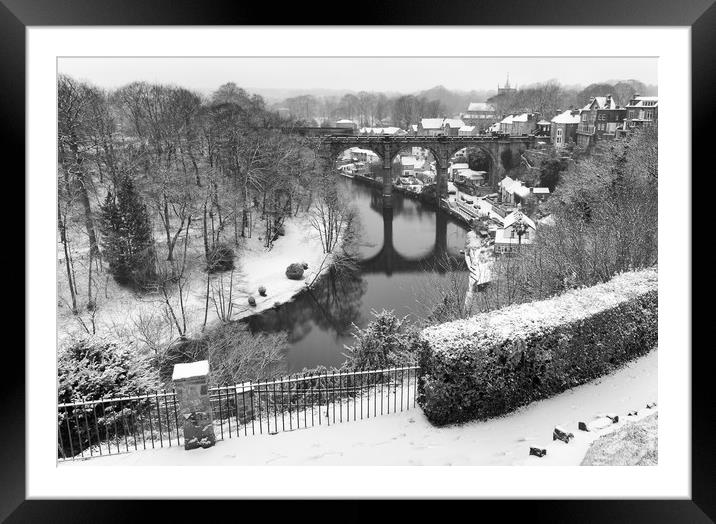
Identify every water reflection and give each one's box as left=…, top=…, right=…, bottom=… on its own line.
left=241, top=177, right=470, bottom=372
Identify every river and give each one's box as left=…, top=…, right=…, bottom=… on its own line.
left=242, top=176, right=470, bottom=372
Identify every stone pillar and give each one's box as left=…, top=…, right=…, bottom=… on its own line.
left=436, top=165, right=449, bottom=207
left=382, top=166, right=393, bottom=208
left=172, top=360, right=216, bottom=450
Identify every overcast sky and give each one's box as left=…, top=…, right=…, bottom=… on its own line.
left=58, top=57, right=657, bottom=98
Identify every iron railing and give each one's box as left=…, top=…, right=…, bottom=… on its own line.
left=57, top=365, right=420, bottom=461
left=57, top=390, right=181, bottom=461
left=209, top=365, right=419, bottom=439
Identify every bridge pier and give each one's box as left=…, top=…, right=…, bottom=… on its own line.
left=436, top=166, right=448, bottom=207
left=382, top=166, right=393, bottom=208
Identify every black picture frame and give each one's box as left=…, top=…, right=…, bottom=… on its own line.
left=5, top=0, right=709, bottom=520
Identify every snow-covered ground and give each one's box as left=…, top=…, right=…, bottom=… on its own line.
left=62, top=349, right=657, bottom=467
left=57, top=213, right=337, bottom=345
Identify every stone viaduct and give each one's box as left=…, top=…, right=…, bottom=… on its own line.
left=315, top=134, right=538, bottom=207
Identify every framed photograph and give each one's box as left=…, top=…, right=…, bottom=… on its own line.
left=7, top=0, right=710, bottom=519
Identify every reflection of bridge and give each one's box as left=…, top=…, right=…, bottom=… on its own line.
left=316, top=134, right=538, bottom=208
left=359, top=195, right=465, bottom=276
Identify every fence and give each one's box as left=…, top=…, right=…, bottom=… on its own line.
left=57, top=365, right=419, bottom=461
left=57, top=390, right=181, bottom=461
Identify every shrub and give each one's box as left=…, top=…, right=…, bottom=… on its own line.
left=248, top=295, right=256, bottom=306
left=207, top=243, right=235, bottom=273
left=301, top=262, right=309, bottom=270
left=258, top=286, right=267, bottom=296
left=285, top=263, right=305, bottom=280
left=57, top=336, right=160, bottom=457
left=418, top=268, right=658, bottom=426
left=344, top=309, right=420, bottom=371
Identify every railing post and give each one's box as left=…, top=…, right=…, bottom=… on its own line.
left=172, top=360, right=216, bottom=450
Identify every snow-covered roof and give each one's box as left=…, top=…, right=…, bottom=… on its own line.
left=539, top=214, right=556, bottom=226
left=511, top=113, right=532, bottom=123
left=400, top=155, right=416, bottom=166
left=503, top=209, right=536, bottom=229
left=410, top=124, right=418, bottom=131
left=499, top=176, right=515, bottom=188
left=336, top=119, right=355, bottom=124
left=626, top=96, right=658, bottom=108
left=537, top=120, right=551, bottom=126
left=459, top=125, right=476, bottom=132
left=551, top=109, right=581, bottom=124
left=532, top=187, right=550, bottom=194
left=350, top=147, right=378, bottom=156
left=172, top=360, right=209, bottom=380
left=460, top=169, right=486, bottom=180
left=421, top=118, right=444, bottom=129
left=443, top=118, right=465, bottom=128
left=488, top=123, right=500, bottom=132
left=500, top=115, right=515, bottom=124
left=582, top=96, right=618, bottom=111
left=450, top=162, right=469, bottom=170
left=467, top=102, right=494, bottom=112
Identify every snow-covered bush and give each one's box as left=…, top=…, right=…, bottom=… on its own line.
left=344, top=310, right=420, bottom=371
left=285, top=263, right=304, bottom=280
left=57, top=336, right=160, bottom=457
left=418, top=268, right=658, bottom=426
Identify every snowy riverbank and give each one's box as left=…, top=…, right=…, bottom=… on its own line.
left=57, top=212, right=340, bottom=346
left=63, top=349, right=657, bottom=467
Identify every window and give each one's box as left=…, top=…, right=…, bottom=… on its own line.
left=556, top=128, right=563, bottom=145
left=598, top=114, right=606, bottom=121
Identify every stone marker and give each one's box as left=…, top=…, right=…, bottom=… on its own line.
left=579, top=417, right=613, bottom=432
left=529, top=446, right=547, bottom=458
left=173, top=360, right=216, bottom=451
left=646, top=402, right=657, bottom=409
left=553, top=425, right=574, bottom=443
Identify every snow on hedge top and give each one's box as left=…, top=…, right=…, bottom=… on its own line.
left=172, top=360, right=209, bottom=380
left=422, top=268, right=657, bottom=354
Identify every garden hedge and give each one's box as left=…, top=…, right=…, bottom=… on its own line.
left=417, top=268, right=658, bottom=426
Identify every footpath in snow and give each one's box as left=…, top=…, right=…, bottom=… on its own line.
left=64, top=349, right=657, bottom=467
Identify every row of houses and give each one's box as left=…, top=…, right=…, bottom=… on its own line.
left=333, top=92, right=657, bottom=152
left=548, top=94, right=658, bottom=148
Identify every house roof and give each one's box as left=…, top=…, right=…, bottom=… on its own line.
left=503, top=209, right=536, bottom=230
left=467, top=102, right=494, bottom=112
left=350, top=147, right=378, bottom=156
left=499, top=176, right=530, bottom=198
left=500, top=115, right=515, bottom=124
left=537, top=120, right=551, bottom=126
left=443, top=118, right=465, bottom=128
left=450, top=162, right=469, bottom=170
left=421, top=118, right=444, bottom=129
left=460, top=169, right=486, bottom=179
left=512, top=113, right=534, bottom=123
left=336, top=119, right=355, bottom=124
left=551, top=109, right=581, bottom=124
left=582, top=96, right=619, bottom=111
left=532, top=187, right=550, bottom=194
left=626, top=96, right=658, bottom=108
left=459, top=125, right=476, bottom=132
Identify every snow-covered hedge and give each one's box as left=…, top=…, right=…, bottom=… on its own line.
left=417, top=268, right=658, bottom=426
